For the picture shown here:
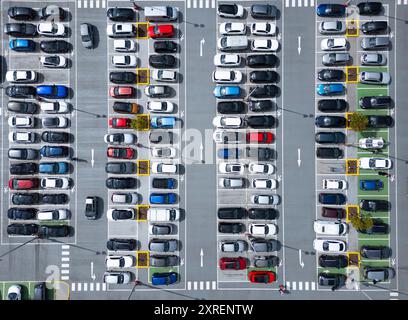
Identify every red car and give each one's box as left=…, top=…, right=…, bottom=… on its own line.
left=109, top=117, right=131, bottom=129
left=219, top=257, right=247, bottom=270
left=246, top=132, right=274, bottom=144
left=107, top=147, right=134, bottom=159
left=9, top=178, right=39, bottom=190
left=109, top=86, right=135, bottom=98
left=248, top=271, right=276, bottom=284
left=148, top=24, right=174, bottom=39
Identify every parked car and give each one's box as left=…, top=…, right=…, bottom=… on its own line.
left=251, top=194, right=280, bottom=205
left=8, top=7, right=36, bottom=20
left=363, top=267, right=395, bottom=284
left=360, top=246, right=391, bottom=259
left=359, top=220, right=389, bottom=235
left=218, top=148, right=242, bottom=159
left=359, top=96, right=392, bottom=109
left=8, top=208, right=37, bottom=220
left=361, top=21, right=388, bottom=34
left=6, top=86, right=36, bottom=99
left=112, top=55, right=137, bottom=68
left=9, top=39, right=35, bottom=52
left=39, top=5, right=66, bottom=20
left=41, top=131, right=70, bottom=143
left=247, top=115, right=275, bottom=129
left=254, top=256, right=280, bottom=268
left=10, top=162, right=37, bottom=175
left=213, top=130, right=245, bottom=144
left=151, top=69, right=177, bottom=82
left=152, top=178, right=176, bottom=189
left=318, top=69, right=344, bottom=82
left=322, top=179, right=347, bottom=190
left=36, top=85, right=68, bottom=99
left=105, top=161, right=136, bottom=173
left=250, top=239, right=278, bottom=252
left=319, top=255, right=349, bottom=269
left=151, top=162, right=177, bottom=174
left=316, top=83, right=345, bottom=96
left=147, top=101, right=174, bottom=113
left=360, top=199, right=390, bottom=212
left=12, top=193, right=39, bottom=205
left=318, top=99, right=347, bottom=112
left=8, top=148, right=38, bottom=160
left=109, top=117, right=131, bottom=129
left=250, top=4, right=278, bottom=19
left=318, top=193, right=346, bottom=205
left=251, top=39, right=279, bottom=52
left=42, top=116, right=68, bottom=128
left=6, top=70, right=37, bottom=83
left=219, top=178, right=245, bottom=189
left=103, top=272, right=132, bottom=284
left=109, top=72, right=137, bottom=84
left=321, top=38, right=348, bottom=51
left=107, top=238, right=137, bottom=251
left=9, top=131, right=36, bottom=144
left=145, top=85, right=171, bottom=98
left=213, top=86, right=241, bottom=99
left=360, top=70, right=391, bottom=85
left=151, top=272, right=178, bottom=285
left=37, top=22, right=66, bottom=37
left=151, top=147, right=176, bottom=159
left=40, top=177, right=71, bottom=189
left=148, top=239, right=178, bottom=252
left=220, top=240, right=247, bottom=252
left=246, top=54, right=277, bottom=68
left=40, top=40, right=71, bottom=53
left=154, top=40, right=177, bottom=53
left=313, top=220, right=348, bottom=236
left=148, top=24, right=174, bottom=39
left=316, top=147, right=343, bottom=159
left=359, top=137, right=384, bottom=149
left=315, top=116, right=346, bottom=128
left=318, top=273, right=346, bottom=289
left=39, top=162, right=69, bottom=174
left=40, top=55, right=68, bottom=68
left=150, top=255, right=179, bottom=267
left=319, top=21, right=346, bottom=34
left=8, top=115, right=34, bottom=128
left=218, top=222, right=245, bottom=234
left=7, top=223, right=38, bottom=236
left=248, top=271, right=276, bottom=284
left=212, top=116, right=244, bottom=129
left=219, top=257, right=247, bottom=270
left=105, top=255, right=134, bottom=268
left=245, top=147, right=274, bottom=161
left=149, top=193, right=177, bottom=204
left=217, top=4, right=244, bottom=18
left=9, top=178, right=38, bottom=190
left=248, top=100, right=274, bottom=112
left=149, top=54, right=176, bottom=68
left=316, top=4, right=346, bottom=17
left=248, top=163, right=274, bottom=174
left=151, top=116, right=176, bottom=129
left=217, top=101, right=245, bottom=114
left=315, top=132, right=345, bottom=144
left=249, top=70, right=278, bottom=83
left=360, top=179, right=383, bottom=191
left=111, top=192, right=139, bottom=205
left=40, top=146, right=69, bottom=158
left=107, top=209, right=136, bottom=221
left=107, top=7, right=135, bottom=21
left=357, top=2, right=383, bottom=15
left=248, top=208, right=277, bottom=220
left=322, top=53, right=351, bottom=66
left=106, top=23, right=136, bottom=38
left=359, top=157, right=392, bottom=170
left=212, top=70, right=243, bottom=83
left=149, top=131, right=173, bottom=144
left=106, top=177, right=136, bottom=189
left=249, top=85, right=279, bottom=98
left=37, top=209, right=70, bottom=221
left=361, top=37, right=389, bottom=50
left=219, top=162, right=245, bottom=174
left=8, top=101, right=37, bottom=114
left=246, top=132, right=274, bottom=144
left=367, top=115, right=393, bottom=128
left=313, top=239, right=347, bottom=253
left=249, top=223, right=277, bottom=236
left=4, top=23, right=37, bottom=37
left=251, top=22, right=276, bottom=36
left=217, top=207, right=246, bottom=219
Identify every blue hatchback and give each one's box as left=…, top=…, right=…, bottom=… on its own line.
left=360, top=179, right=383, bottom=191
left=316, top=4, right=346, bottom=17
left=213, top=86, right=241, bottom=99
left=39, top=162, right=69, bottom=174
left=316, top=84, right=345, bottom=96
left=149, top=193, right=177, bottom=204
left=151, top=272, right=178, bottom=286
left=9, top=39, right=36, bottom=52
left=36, top=85, right=68, bottom=99
left=40, top=146, right=68, bottom=158
left=151, top=116, right=176, bottom=129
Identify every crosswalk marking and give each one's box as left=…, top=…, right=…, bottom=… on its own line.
left=212, top=0, right=215, bottom=9
left=193, top=281, right=198, bottom=290
left=199, top=0, right=203, bottom=8
left=206, top=281, right=210, bottom=290
left=193, top=0, right=197, bottom=8
left=298, top=0, right=302, bottom=7
left=298, top=282, right=303, bottom=290
left=187, top=280, right=216, bottom=290
left=61, top=276, right=69, bottom=281
left=102, top=0, right=106, bottom=8
left=212, top=281, right=216, bottom=290
left=311, top=0, right=314, bottom=6
left=62, top=245, right=70, bottom=250
left=90, top=0, right=93, bottom=8
left=187, top=281, right=191, bottom=290
left=96, top=0, right=99, bottom=8
left=61, top=264, right=69, bottom=268
left=286, top=0, right=290, bottom=7
left=305, top=281, right=309, bottom=291
left=206, top=0, right=210, bottom=8
left=311, top=282, right=316, bottom=290
left=96, top=283, right=100, bottom=291
left=78, top=0, right=81, bottom=8
left=71, top=283, right=75, bottom=291
left=200, top=281, right=204, bottom=290
left=83, top=0, right=87, bottom=8
left=102, top=283, right=106, bottom=291
left=405, top=0, right=408, bottom=5
left=292, top=0, right=296, bottom=7
left=187, top=0, right=191, bottom=8
left=292, top=281, right=297, bottom=290
left=61, top=257, right=70, bottom=262
left=84, top=283, right=88, bottom=291
left=284, top=0, right=315, bottom=7
left=286, top=281, right=291, bottom=289
left=90, top=283, right=94, bottom=291
left=61, top=270, right=69, bottom=275
left=390, top=292, right=399, bottom=297
left=77, top=283, right=82, bottom=291
left=62, top=251, right=70, bottom=256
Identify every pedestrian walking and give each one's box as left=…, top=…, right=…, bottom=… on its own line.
left=378, top=171, right=392, bottom=178
left=279, top=284, right=286, bottom=296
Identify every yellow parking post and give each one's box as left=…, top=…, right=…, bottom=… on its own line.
left=135, top=22, right=149, bottom=39
left=346, top=19, right=359, bottom=37
left=136, top=204, right=149, bottom=221
left=136, top=251, right=150, bottom=268
left=346, top=66, right=359, bottom=84
left=346, top=205, right=360, bottom=223
left=136, top=68, right=150, bottom=85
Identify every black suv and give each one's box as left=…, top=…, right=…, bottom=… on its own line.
left=218, top=223, right=245, bottom=234
left=246, top=54, right=277, bottom=68
left=315, top=132, right=345, bottom=144
left=318, top=255, right=349, bottom=269
left=154, top=41, right=178, bottom=53
left=316, top=147, right=343, bottom=159
left=318, top=99, right=347, bottom=112
left=249, top=85, right=279, bottom=98
left=217, top=101, right=245, bottom=114
left=359, top=96, right=392, bottom=109
left=217, top=207, right=247, bottom=219
left=40, top=40, right=71, bottom=53
left=248, top=208, right=278, bottom=220
left=109, top=72, right=137, bottom=84
left=149, top=55, right=176, bottom=68
left=361, top=21, right=388, bottom=34
left=8, top=7, right=36, bottom=20
left=107, top=238, right=137, bottom=251
left=4, top=23, right=37, bottom=37
left=107, top=7, right=134, bottom=21
left=250, top=4, right=278, bottom=19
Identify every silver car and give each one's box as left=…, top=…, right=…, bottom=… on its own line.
left=361, top=53, right=386, bottom=66
left=220, top=240, right=246, bottom=252
left=219, top=177, right=245, bottom=189
left=150, top=255, right=179, bottom=267
left=322, top=53, right=351, bottom=66
left=361, top=37, right=390, bottom=50
left=319, top=21, right=346, bottom=34
left=148, top=239, right=178, bottom=252
left=360, top=71, right=390, bottom=85
left=80, top=23, right=94, bottom=49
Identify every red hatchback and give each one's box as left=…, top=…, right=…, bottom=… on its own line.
left=246, top=132, right=274, bottom=144
left=107, top=147, right=134, bottom=159
left=248, top=271, right=276, bottom=284
left=148, top=25, right=174, bottom=39
left=9, top=178, right=39, bottom=190
left=219, top=257, right=247, bottom=270
left=109, top=86, right=135, bottom=98
left=109, top=117, right=131, bottom=129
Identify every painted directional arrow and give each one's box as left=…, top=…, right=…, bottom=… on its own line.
left=91, top=149, right=95, bottom=167
left=200, top=248, right=204, bottom=267
left=298, top=36, right=302, bottom=55
left=299, top=249, right=304, bottom=268
left=91, top=262, right=96, bottom=281
left=297, top=148, right=302, bottom=167
left=199, top=38, right=205, bottom=57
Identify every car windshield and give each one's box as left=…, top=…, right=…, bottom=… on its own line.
left=323, top=242, right=329, bottom=251
left=327, top=39, right=334, bottom=47
left=220, top=5, right=236, bottom=14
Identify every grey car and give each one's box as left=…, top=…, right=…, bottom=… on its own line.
left=219, top=177, right=246, bottom=189
left=360, top=246, right=391, bottom=259
left=149, top=131, right=173, bottom=144
left=148, top=239, right=178, bottom=252
left=80, top=23, right=94, bottom=49
left=8, top=148, right=38, bottom=160
left=150, top=255, right=179, bottom=267
left=149, top=224, right=173, bottom=235
left=250, top=239, right=278, bottom=252
left=363, top=267, right=395, bottom=283
left=322, top=53, right=351, bottom=66
left=319, top=21, right=346, bottom=34
left=361, top=37, right=389, bottom=50
left=105, top=162, right=136, bottom=174
left=220, top=240, right=246, bottom=252
left=361, top=53, right=386, bottom=66
left=253, top=255, right=280, bottom=268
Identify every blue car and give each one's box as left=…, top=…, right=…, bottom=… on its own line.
left=217, top=148, right=241, bottom=159
left=318, top=193, right=346, bottom=205
left=36, top=85, right=68, bottom=99
left=360, top=179, right=383, bottom=191
left=9, top=39, right=35, bottom=52
left=149, top=193, right=177, bottom=204
left=40, top=146, right=69, bottom=158
left=316, top=84, right=344, bottom=96
left=316, top=4, right=346, bottom=17
left=213, top=86, right=241, bottom=99
left=39, top=162, right=69, bottom=174
left=152, top=272, right=178, bottom=286
left=151, top=116, right=176, bottom=129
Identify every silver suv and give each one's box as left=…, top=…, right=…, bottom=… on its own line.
left=322, top=53, right=351, bottom=66
left=361, top=37, right=389, bottom=50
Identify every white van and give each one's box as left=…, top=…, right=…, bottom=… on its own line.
left=147, top=208, right=180, bottom=222
left=40, top=101, right=69, bottom=113
left=144, top=6, right=178, bottom=22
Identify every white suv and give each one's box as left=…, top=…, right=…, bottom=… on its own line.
left=113, top=39, right=136, bottom=52
left=8, top=131, right=35, bottom=143
left=212, top=70, right=243, bottom=83
left=313, top=220, right=348, bottom=236
left=107, top=24, right=136, bottom=38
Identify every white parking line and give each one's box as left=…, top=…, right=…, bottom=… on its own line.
left=90, top=283, right=94, bottom=291
left=292, top=281, right=297, bottom=290
left=187, top=281, right=191, bottom=290
left=193, top=281, right=198, bottom=290
left=305, top=281, right=309, bottom=290
left=78, top=0, right=81, bottom=8
left=212, top=281, right=216, bottom=290
left=96, top=283, right=100, bottom=291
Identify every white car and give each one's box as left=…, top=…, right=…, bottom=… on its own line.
left=104, top=133, right=136, bottom=145
left=251, top=22, right=277, bottom=36
left=219, top=177, right=245, bottom=189
left=151, top=162, right=178, bottom=174
left=212, top=116, right=244, bottom=129
left=248, top=163, right=275, bottom=174
left=219, top=22, right=246, bottom=35
left=151, top=69, right=177, bottom=82
left=249, top=223, right=277, bottom=236
left=151, top=147, right=177, bottom=158
left=6, top=70, right=38, bottom=83
left=112, top=55, right=137, bottom=67
left=251, top=39, right=279, bottom=52
left=213, top=54, right=241, bottom=67
left=322, top=179, right=347, bottom=190
left=8, top=131, right=36, bottom=144
left=37, top=22, right=66, bottom=36
left=113, top=39, right=136, bottom=52
left=103, top=271, right=131, bottom=284
left=111, top=192, right=139, bottom=205
left=107, top=208, right=136, bottom=221
left=8, top=116, right=34, bottom=128
left=318, top=21, right=346, bottom=34
left=42, top=116, right=68, bottom=128
left=7, top=285, right=22, bottom=300
left=37, top=209, right=70, bottom=220
left=251, top=194, right=280, bottom=205
left=147, top=101, right=174, bottom=113
left=359, top=71, right=391, bottom=85
left=107, top=24, right=135, bottom=38
left=40, top=177, right=71, bottom=189
left=40, top=101, right=69, bottom=113
left=359, top=137, right=384, bottom=149
left=217, top=4, right=244, bottom=18
left=359, top=157, right=392, bottom=170
left=212, top=70, right=243, bottom=83
left=313, top=220, right=348, bottom=236
left=251, top=178, right=277, bottom=189
left=105, top=255, right=134, bottom=268
left=321, top=38, right=348, bottom=51
left=313, top=239, right=347, bottom=253
left=218, top=162, right=245, bottom=174
left=40, top=55, right=67, bottom=68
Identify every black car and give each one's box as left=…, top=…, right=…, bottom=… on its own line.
left=39, top=5, right=66, bottom=20
left=218, top=223, right=245, bottom=234
left=109, top=72, right=137, bottom=84
left=315, top=132, right=345, bottom=144
left=315, top=116, right=347, bottom=128
left=7, top=223, right=38, bottom=236
left=217, top=101, right=245, bottom=114
left=152, top=178, right=177, bottom=189
left=107, top=7, right=135, bottom=21
left=107, top=238, right=137, bottom=251
left=41, top=55, right=68, bottom=68
left=249, top=85, right=279, bottom=98
left=250, top=4, right=278, bottom=19
left=40, top=193, right=68, bottom=205
left=245, top=147, right=274, bottom=161
left=154, top=41, right=178, bottom=53
left=248, top=208, right=278, bottom=220
left=8, top=7, right=36, bottom=20
left=150, top=255, right=179, bottom=267
left=316, top=147, right=343, bottom=159
left=105, top=162, right=136, bottom=174
left=359, top=199, right=390, bottom=211
left=357, top=2, right=382, bottom=15
left=12, top=193, right=39, bottom=205
left=359, top=96, right=392, bottom=109
left=41, top=131, right=70, bottom=143
left=10, top=162, right=37, bottom=175
left=112, top=102, right=138, bottom=114
left=109, top=209, right=135, bottom=221
left=318, top=99, right=347, bottom=112
left=248, top=100, right=274, bottom=112
left=367, top=115, right=393, bottom=128
left=318, top=273, right=346, bottom=289
left=40, top=40, right=71, bottom=53
left=246, top=54, right=278, bottom=68
left=8, top=208, right=37, bottom=220
left=317, top=4, right=346, bottom=17
left=319, top=193, right=346, bottom=205
left=253, top=256, right=280, bottom=268
left=38, top=225, right=70, bottom=238
left=217, top=4, right=242, bottom=17
left=249, top=71, right=278, bottom=83
left=318, top=69, right=344, bottom=81
left=6, top=86, right=36, bottom=99
left=149, top=131, right=173, bottom=144
left=318, top=255, right=349, bottom=269
left=4, top=23, right=37, bottom=37
left=360, top=245, right=391, bottom=259
left=34, top=282, right=46, bottom=300
left=361, top=21, right=388, bottom=34
left=218, top=207, right=247, bottom=219
left=359, top=220, right=389, bottom=235
left=149, top=55, right=176, bottom=68
left=106, top=177, right=136, bottom=189
left=7, top=101, right=38, bottom=114
left=246, top=115, right=275, bottom=129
